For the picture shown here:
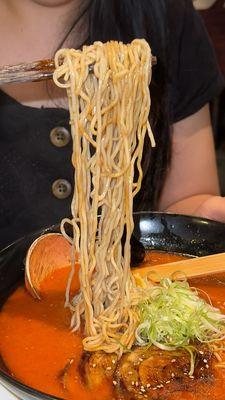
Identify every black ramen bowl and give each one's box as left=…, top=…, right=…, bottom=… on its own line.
left=0, top=211, right=225, bottom=400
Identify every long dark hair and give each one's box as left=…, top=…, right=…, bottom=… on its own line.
left=65, top=0, right=171, bottom=210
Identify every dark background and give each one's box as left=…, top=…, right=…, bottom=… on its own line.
left=197, top=0, right=225, bottom=194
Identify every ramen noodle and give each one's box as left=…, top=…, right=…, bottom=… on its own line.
left=53, top=40, right=155, bottom=354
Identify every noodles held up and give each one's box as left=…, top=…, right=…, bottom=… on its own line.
left=53, top=40, right=155, bottom=354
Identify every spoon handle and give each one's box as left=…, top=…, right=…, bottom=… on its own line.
left=133, top=252, right=225, bottom=281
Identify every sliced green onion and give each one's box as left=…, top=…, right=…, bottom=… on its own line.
left=136, top=278, right=225, bottom=373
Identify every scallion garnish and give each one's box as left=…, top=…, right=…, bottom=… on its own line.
left=136, top=278, right=225, bottom=374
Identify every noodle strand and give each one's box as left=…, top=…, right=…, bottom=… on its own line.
left=53, top=39, right=155, bottom=354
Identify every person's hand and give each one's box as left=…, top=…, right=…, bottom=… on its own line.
left=194, top=195, right=225, bottom=222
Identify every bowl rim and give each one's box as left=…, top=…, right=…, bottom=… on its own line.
left=1, top=211, right=225, bottom=255
left=0, top=370, right=63, bottom=400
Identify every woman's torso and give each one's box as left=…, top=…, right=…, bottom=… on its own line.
left=0, top=0, right=223, bottom=248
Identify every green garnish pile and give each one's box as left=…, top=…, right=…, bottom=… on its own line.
left=136, top=278, right=225, bottom=355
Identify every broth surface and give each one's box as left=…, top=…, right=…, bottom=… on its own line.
left=1, top=252, right=225, bottom=400
left=143, top=251, right=187, bottom=266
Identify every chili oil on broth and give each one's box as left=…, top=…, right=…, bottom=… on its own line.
left=142, top=250, right=188, bottom=266
left=1, top=253, right=225, bottom=400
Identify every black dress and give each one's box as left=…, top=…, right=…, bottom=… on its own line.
left=0, top=0, right=224, bottom=249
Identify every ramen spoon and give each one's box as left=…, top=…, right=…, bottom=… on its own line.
left=25, top=232, right=146, bottom=299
